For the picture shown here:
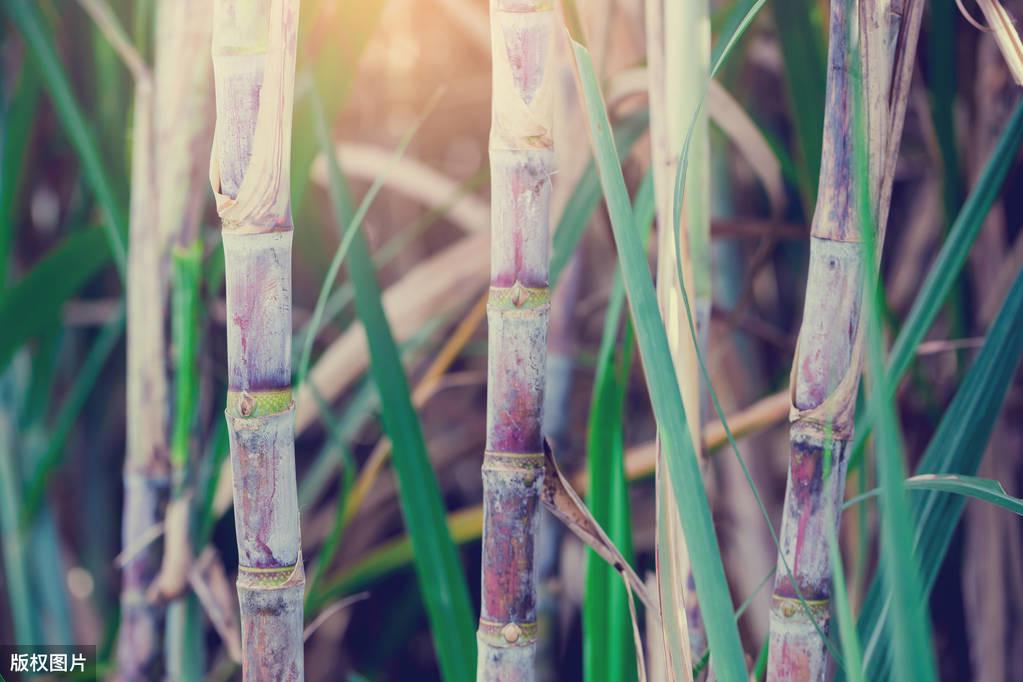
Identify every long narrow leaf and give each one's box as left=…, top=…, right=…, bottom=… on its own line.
left=857, top=267, right=1023, bottom=678
left=571, top=39, right=748, bottom=680
left=3, top=0, right=127, bottom=278
left=0, top=227, right=111, bottom=371
left=314, top=110, right=476, bottom=682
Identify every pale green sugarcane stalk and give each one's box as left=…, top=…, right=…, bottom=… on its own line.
left=666, top=0, right=713, bottom=667
left=477, top=0, right=556, bottom=678
left=118, top=74, right=171, bottom=680
left=149, top=0, right=214, bottom=608
left=209, top=0, right=305, bottom=678
left=646, top=0, right=697, bottom=676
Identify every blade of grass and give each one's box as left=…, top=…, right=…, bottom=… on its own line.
left=844, top=474, right=1023, bottom=516
left=853, top=40, right=937, bottom=678
left=313, top=98, right=476, bottom=682
left=849, top=100, right=1023, bottom=469
left=826, top=525, right=863, bottom=682
left=20, top=305, right=124, bottom=525
left=0, top=226, right=112, bottom=371
left=0, top=365, right=39, bottom=644
left=0, top=57, right=40, bottom=286
left=568, top=37, right=747, bottom=680
left=583, top=171, right=652, bottom=682
left=770, top=0, right=826, bottom=215
left=550, top=110, right=648, bottom=284
left=3, top=0, right=127, bottom=278
left=296, top=89, right=437, bottom=390
left=855, top=267, right=1023, bottom=678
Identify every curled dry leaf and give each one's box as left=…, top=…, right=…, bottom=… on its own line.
left=974, top=0, right=1023, bottom=84
left=539, top=440, right=657, bottom=616
left=148, top=496, right=193, bottom=601
left=540, top=440, right=654, bottom=682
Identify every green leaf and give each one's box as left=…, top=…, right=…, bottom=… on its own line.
left=583, top=170, right=652, bottom=682
left=3, top=0, right=127, bottom=279
left=550, top=110, right=648, bottom=285
left=297, top=89, right=435, bottom=390
left=571, top=39, right=747, bottom=680
left=849, top=100, right=1023, bottom=468
left=0, top=227, right=112, bottom=371
left=855, top=267, right=1023, bottom=679
left=0, top=57, right=41, bottom=286
left=845, top=474, right=1023, bottom=517
left=313, top=104, right=477, bottom=682
left=852, top=28, right=937, bottom=678
left=20, top=306, right=124, bottom=526
left=827, top=521, right=864, bottom=682
left=170, top=242, right=203, bottom=472
left=770, top=0, right=826, bottom=214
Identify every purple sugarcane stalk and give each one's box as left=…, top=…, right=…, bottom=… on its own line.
left=118, top=73, right=169, bottom=679
left=210, top=1, right=304, bottom=679
left=767, top=0, right=921, bottom=678
left=477, top=0, right=556, bottom=679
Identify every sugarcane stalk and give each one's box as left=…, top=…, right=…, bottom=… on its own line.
left=149, top=0, right=214, bottom=608
left=210, top=1, right=304, bottom=679
left=645, top=0, right=700, bottom=675
left=118, top=75, right=170, bottom=680
left=766, top=0, right=919, bottom=677
left=667, top=0, right=713, bottom=665
left=477, top=0, right=555, bottom=678
left=76, top=4, right=159, bottom=677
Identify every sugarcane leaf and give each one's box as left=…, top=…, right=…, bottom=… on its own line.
left=852, top=31, right=938, bottom=679
left=849, top=100, right=1023, bottom=469
left=854, top=268, right=1023, bottom=678
left=542, top=444, right=652, bottom=613
left=570, top=38, right=748, bottom=680
left=313, top=106, right=477, bottom=682
left=844, top=474, right=1023, bottom=516
left=20, top=305, right=123, bottom=526
left=2, top=0, right=127, bottom=279
left=582, top=170, right=651, bottom=682
left=297, top=89, right=438, bottom=391
left=827, top=520, right=864, bottom=682
left=0, top=58, right=41, bottom=287
left=709, top=0, right=768, bottom=77
left=770, top=0, right=826, bottom=214
left=550, top=110, right=648, bottom=285
left=0, top=227, right=112, bottom=372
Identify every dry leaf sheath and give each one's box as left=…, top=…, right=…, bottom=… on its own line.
left=477, top=0, right=555, bottom=678
left=209, top=0, right=305, bottom=679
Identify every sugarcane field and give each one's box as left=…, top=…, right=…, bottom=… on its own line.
left=2, top=0, right=1023, bottom=679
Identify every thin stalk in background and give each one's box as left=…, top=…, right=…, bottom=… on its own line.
left=151, top=9, right=214, bottom=676
left=210, top=0, right=305, bottom=678
left=118, top=66, right=170, bottom=681
left=477, top=0, right=555, bottom=677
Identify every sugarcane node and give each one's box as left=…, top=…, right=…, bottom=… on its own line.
left=512, top=281, right=525, bottom=307
left=239, top=391, right=255, bottom=417
left=501, top=622, right=522, bottom=643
